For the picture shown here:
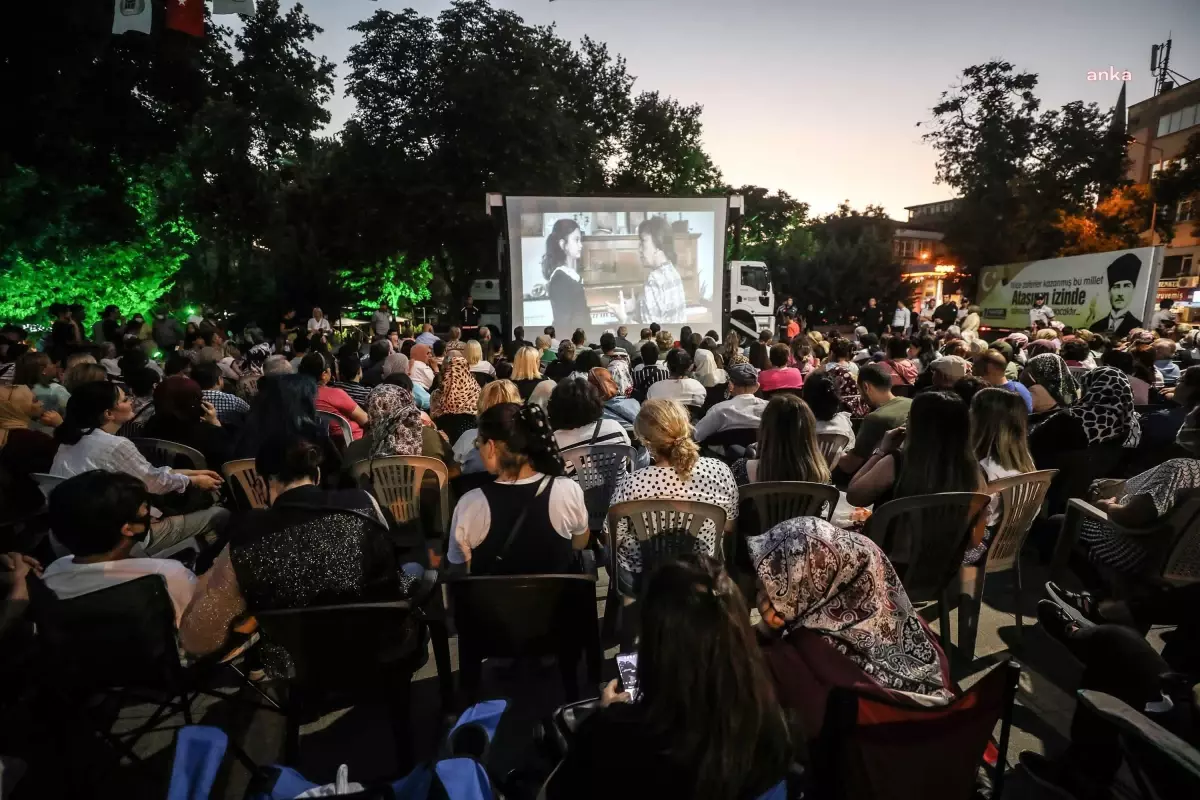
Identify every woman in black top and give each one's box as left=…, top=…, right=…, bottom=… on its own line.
left=544, top=341, right=577, bottom=381
left=142, top=375, right=235, bottom=471
left=543, top=219, right=589, bottom=333
left=447, top=403, right=588, bottom=576
left=544, top=555, right=793, bottom=799
left=179, top=435, right=410, bottom=658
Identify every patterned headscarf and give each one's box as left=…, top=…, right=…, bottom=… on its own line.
left=727, top=351, right=749, bottom=367
left=1023, top=353, right=1079, bottom=407
left=1069, top=367, right=1142, bottom=448
left=366, top=385, right=424, bottom=458
left=1130, top=330, right=1155, bottom=347
left=749, top=517, right=952, bottom=698
left=429, top=356, right=480, bottom=418
left=515, top=403, right=565, bottom=476
left=826, top=363, right=869, bottom=417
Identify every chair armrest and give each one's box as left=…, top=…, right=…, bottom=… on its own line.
left=1051, top=499, right=1109, bottom=579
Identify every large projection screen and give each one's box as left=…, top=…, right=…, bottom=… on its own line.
left=505, top=196, right=729, bottom=341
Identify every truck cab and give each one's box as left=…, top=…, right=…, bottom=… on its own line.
left=725, top=260, right=774, bottom=339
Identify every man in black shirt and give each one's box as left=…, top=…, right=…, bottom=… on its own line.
left=932, top=299, right=958, bottom=330
left=775, top=296, right=795, bottom=339
left=503, top=326, right=530, bottom=361
left=460, top=295, right=481, bottom=339
left=859, top=297, right=884, bottom=334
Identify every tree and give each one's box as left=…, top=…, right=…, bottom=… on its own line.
left=921, top=61, right=1128, bottom=270
left=1151, top=132, right=1200, bottom=244
left=612, top=92, right=723, bottom=194
left=1054, top=184, right=1152, bottom=256
left=728, top=186, right=814, bottom=291
left=0, top=165, right=197, bottom=325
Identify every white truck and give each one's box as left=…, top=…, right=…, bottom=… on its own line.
left=724, top=260, right=775, bottom=339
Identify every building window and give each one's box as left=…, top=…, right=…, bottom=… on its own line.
left=1157, top=102, right=1200, bottom=137
left=1179, top=197, right=1197, bottom=223
left=895, top=239, right=918, bottom=258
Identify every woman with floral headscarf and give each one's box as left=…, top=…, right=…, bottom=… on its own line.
left=1022, top=353, right=1090, bottom=475
left=751, top=517, right=953, bottom=741
left=825, top=362, right=869, bottom=417
left=448, top=403, right=588, bottom=576
left=344, top=384, right=445, bottom=465
left=1069, top=367, right=1141, bottom=449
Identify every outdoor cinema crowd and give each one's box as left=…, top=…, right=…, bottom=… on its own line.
left=0, top=296, right=1197, bottom=799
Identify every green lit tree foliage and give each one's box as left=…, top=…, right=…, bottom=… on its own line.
left=0, top=167, right=196, bottom=326
left=338, top=254, right=434, bottom=319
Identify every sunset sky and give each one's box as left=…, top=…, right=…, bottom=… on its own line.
left=266, top=0, right=1199, bottom=218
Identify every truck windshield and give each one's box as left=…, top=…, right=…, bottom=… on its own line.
left=740, top=265, right=769, bottom=294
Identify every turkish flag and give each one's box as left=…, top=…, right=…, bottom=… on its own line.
left=165, top=0, right=205, bottom=37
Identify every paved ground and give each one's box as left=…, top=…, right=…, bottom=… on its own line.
left=8, top=556, right=1164, bottom=799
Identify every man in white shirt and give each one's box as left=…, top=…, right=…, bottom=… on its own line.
left=891, top=300, right=912, bottom=334
left=1029, top=297, right=1055, bottom=329
left=692, top=363, right=767, bottom=443
left=307, top=307, right=332, bottom=334
left=647, top=348, right=705, bottom=407
left=41, top=471, right=197, bottom=625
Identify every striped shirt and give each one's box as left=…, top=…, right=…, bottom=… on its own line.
left=330, top=380, right=371, bottom=411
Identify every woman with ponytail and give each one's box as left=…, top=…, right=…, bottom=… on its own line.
left=603, top=399, right=739, bottom=588
left=447, top=403, right=589, bottom=576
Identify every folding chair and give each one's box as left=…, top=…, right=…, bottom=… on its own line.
left=27, top=575, right=272, bottom=768
left=130, top=438, right=207, bottom=471
left=736, top=481, right=840, bottom=561
left=817, top=660, right=1021, bottom=800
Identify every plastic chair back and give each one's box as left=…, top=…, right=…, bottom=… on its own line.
left=131, top=437, right=207, bottom=471
left=739, top=481, right=840, bottom=533
left=1078, top=689, right=1200, bottom=798
left=982, top=469, right=1057, bottom=573
left=349, top=455, right=450, bottom=532
left=818, top=660, right=1021, bottom=800
left=447, top=573, right=598, bottom=659
left=434, top=413, right=477, bottom=447
left=253, top=601, right=424, bottom=692
left=28, top=574, right=183, bottom=693
left=31, top=472, right=63, bottom=501
left=606, top=499, right=728, bottom=577
left=864, top=492, right=990, bottom=602
left=221, top=459, right=271, bottom=510
left=559, top=444, right=636, bottom=532
left=317, top=411, right=353, bottom=449
left=1155, top=488, right=1200, bottom=587
left=816, top=432, right=850, bottom=469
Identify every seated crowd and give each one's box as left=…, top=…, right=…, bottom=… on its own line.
left=0, top=303, right=1197, bottom=798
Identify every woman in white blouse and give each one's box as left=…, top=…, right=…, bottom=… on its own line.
left=307, top=307, right=332, bottom=334
left=465, top=340, right=495, bottom=377
left=51, top=381, right=229, bottom=554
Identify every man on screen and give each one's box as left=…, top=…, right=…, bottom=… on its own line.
left=607, top=216, right=687, bottom=324
left=1088, top=253, right=1144, bottom=337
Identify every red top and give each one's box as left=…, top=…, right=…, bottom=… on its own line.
left=757, top=367, right=805, bottom=392
left=316, top=386, right=363, bottom=440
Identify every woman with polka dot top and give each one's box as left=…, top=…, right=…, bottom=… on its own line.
left=603, top=399, right=739, bottom=591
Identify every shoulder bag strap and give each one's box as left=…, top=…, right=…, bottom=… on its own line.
left=588, top=418, right=604, bottom=445
left=495, top=475, right=553, bottom=565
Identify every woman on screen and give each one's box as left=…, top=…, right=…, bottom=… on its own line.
left=607, top=216, right=686, bottom=325
left=542, top=219, right=590, bottom=334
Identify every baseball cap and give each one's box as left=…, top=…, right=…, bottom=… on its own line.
left=728, top=362, right=760, bottom=387
left=929, top=355, right=970, bottom=380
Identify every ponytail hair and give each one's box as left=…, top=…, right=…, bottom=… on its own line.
left=636, top=399, right=699, bottom=481
left=56, top=381, right=120, bottom=446
left=476, top=402, right=565, bottom=477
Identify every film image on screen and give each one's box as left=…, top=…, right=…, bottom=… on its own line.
left=505, top=197, right=728, bottom=339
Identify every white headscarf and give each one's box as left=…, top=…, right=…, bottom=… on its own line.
left=693, top=348, right=726, bottom=388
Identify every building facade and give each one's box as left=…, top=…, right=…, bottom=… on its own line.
left=893, top=200, right=963, bottom=308
left=1127, top=77, right=1199, bottom=285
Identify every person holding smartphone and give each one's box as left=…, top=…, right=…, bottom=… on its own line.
left=542, top=555, right=792, bottom=799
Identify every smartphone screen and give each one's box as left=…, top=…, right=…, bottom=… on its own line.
left=616, top=652, right=639, bottom=701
